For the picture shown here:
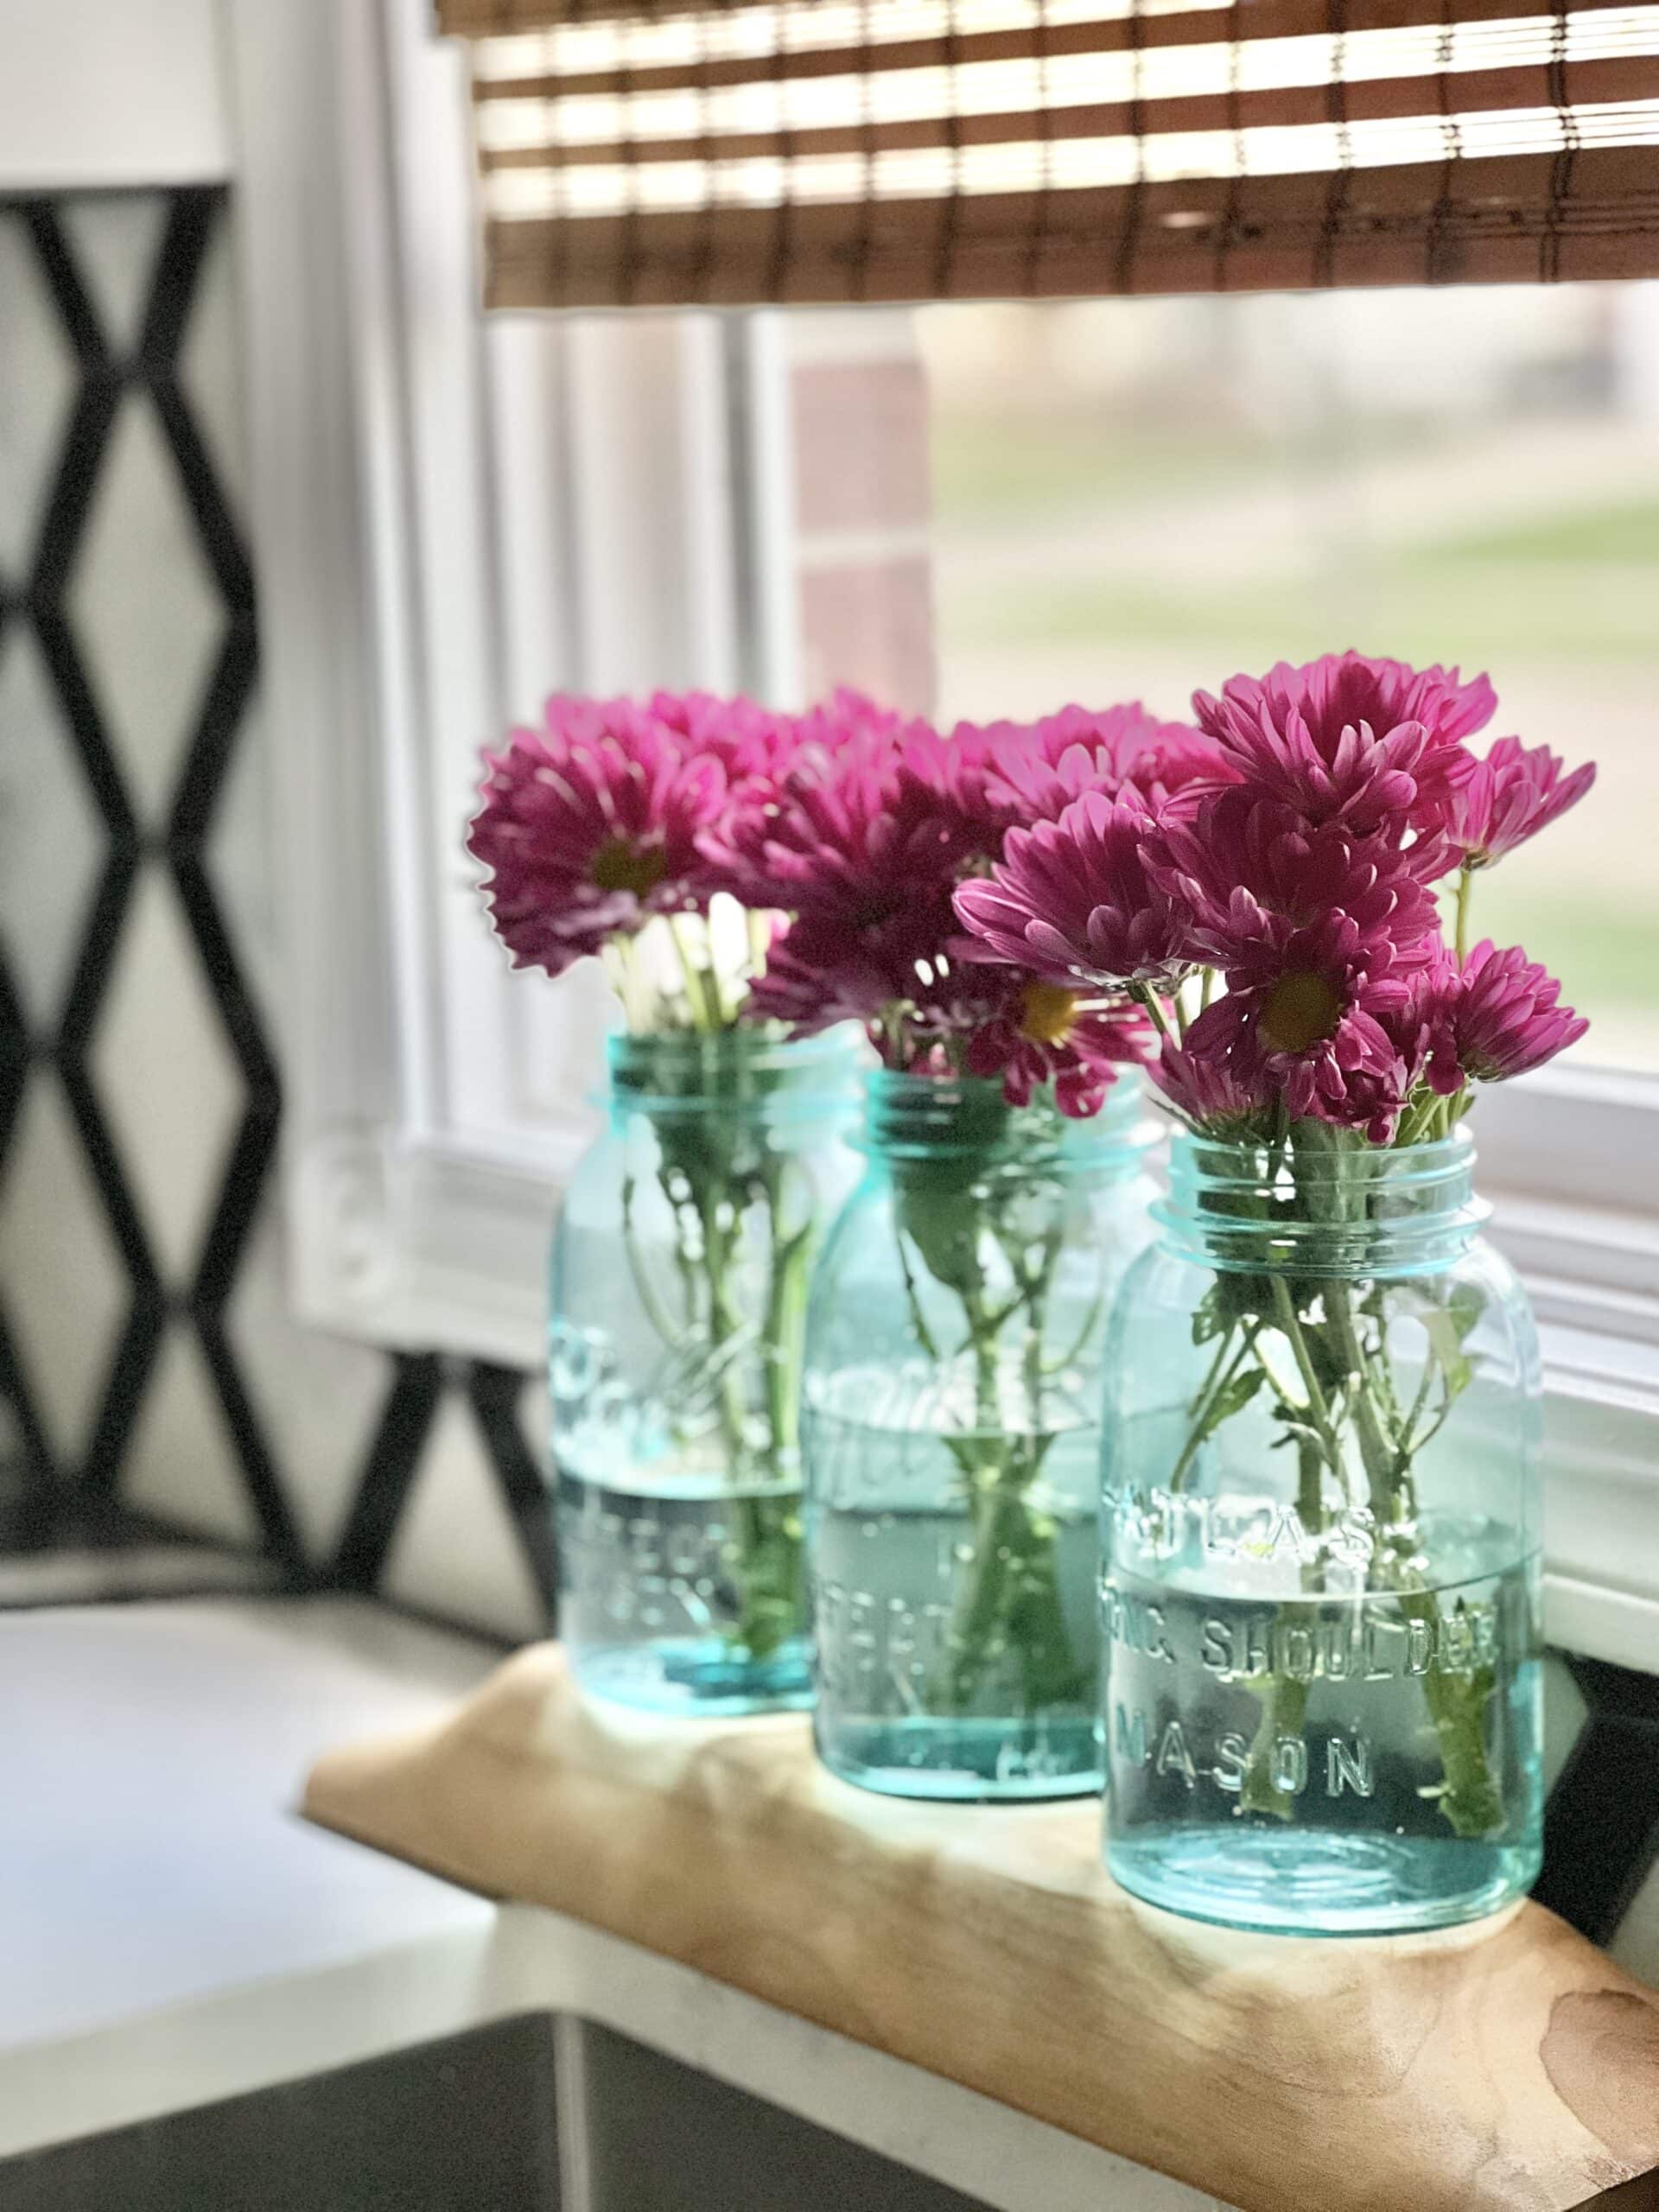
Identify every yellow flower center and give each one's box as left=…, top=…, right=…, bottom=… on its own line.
left=589, top=836, right=668, bottom=899
left=1016, top=981, right=1079, bottom=1048
left=1259, top=970, right=1343, bottom=1054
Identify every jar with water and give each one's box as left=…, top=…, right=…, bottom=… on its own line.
left=804, top=1071, right=1156, bottom=1800
left=1100, top=1124, right=1543, bottom=1934
left=550, top=1028, right=859, bottom=1715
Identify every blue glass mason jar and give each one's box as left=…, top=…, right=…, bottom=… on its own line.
left=804, top=1071, right=1156, bottom=1800
left=550, top=1028, right=860, bottom=1715
left=1100, top=1127, right=1543, bottom=1934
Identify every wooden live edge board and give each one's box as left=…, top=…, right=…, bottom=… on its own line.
left=303, top=1643, right=1659, bottom=2212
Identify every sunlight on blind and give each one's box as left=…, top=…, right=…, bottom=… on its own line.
left=437, top=0, right=1659, bottom=303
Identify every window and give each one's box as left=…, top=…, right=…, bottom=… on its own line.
left=238, top=0, right=1659, bottom=1662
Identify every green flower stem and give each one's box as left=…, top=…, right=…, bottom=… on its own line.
left=1240, top=1626, right=1312, bottom=1820
left=1454, top=862, right=1475, bottom=967
left=1168, top=1323, right=1252, bottom=1492
left=1325, top=1285, right=1408, bottom=1531
left=942, top=1446, right=1086, bottom=1716
left=702, top=1168, right=809, bottom=1665
left=1132, top=982, right=1177, bottom=1047
left=899, top=1184, right=1089, bottom=1723
left=635, top=1122, right=813, bottom=1668
left=668, top=916, right=726, bottom=1032
left=1268, top=1278, right=1346, bottom=1482
left=1173, top=1245, right=1506, bottom=1840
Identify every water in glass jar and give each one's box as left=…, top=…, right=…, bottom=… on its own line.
left=556, top=1464, right=811, bottom=1715
left=807, top=1393, right=1103, bottom=1800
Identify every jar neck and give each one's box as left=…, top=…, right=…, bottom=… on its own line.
left=863, top=1069, right=1153, bottom=1178
left=1160, top=1126, right=1487, bottom=1276
left=606, top=1026, right=860, bottom=1130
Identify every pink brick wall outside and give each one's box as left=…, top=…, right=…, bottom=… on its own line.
left=788, top=350, right=937, bottom=717
left=791, top=360, right=933, bottom=537
left=798, top=556, right=936, bottom=718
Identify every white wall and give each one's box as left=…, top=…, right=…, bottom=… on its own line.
left=0, top=0, right=231, bottom=189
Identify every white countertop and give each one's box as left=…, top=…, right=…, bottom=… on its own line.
left=0, top=1598, right=1229, bottom=2212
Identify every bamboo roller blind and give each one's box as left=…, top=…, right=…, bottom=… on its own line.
left=435, top=0, right=1659, bottom=304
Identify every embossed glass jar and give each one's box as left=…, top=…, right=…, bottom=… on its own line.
left=550, top=1028, right=860, bottom=1715
left=804, top=1071, right=1156, bottom=1801
left=1100, top=1127, right=1544, bottom=1935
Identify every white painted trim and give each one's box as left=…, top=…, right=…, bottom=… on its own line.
left=0, top=0, right=232, bottom=191
left=231, top=0, right=797, bottom=1365
left=1544, top=1573, right=1659, bottom=1676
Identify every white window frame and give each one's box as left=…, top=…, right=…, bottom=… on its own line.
left=229, top=0, right=798, bottom=1370
left=229, top=0, right=1659, bottom=1669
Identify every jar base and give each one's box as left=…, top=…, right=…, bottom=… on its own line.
left=817, top=1714, right=1101, bottom=1802
left=1105, top=1826, right=1540, bottom=1936
left=571, top=1635, right=813, bottom=1719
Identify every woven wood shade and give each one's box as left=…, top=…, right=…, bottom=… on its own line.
left=435, top=0, right=1659, bottom=305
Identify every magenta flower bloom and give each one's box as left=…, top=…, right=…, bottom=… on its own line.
left=1149, top=790, right=1440, bottom=966
left=1446, top=736, right=1597, bottom=870
left=963, top=982, right=1151, bottom=1116
left=1188, top=992, right=1415, bottom=1144
left=1376, top=944, right=1465, bottom=1098
left=1453, top=940, right=1587, bottom=1080
left=1193, top=651, right=1490, bottom=858
left=1180, top=903, right=1427, bottom=1141
left=1147, top=1036, right=1273, bottom=1134
left=746, top=908, right=933, bottom=1038
left=954, top=790, right=1192, bottom=990
left=468, top=696, right=727, bottom=977
left=697, top=695, right=977, bottom=926
left=973, top=703, right=1222, bottom=826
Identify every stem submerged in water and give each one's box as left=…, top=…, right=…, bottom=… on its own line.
left=906, top=1191, right=1091, bottom=1724
left=639, top=1128, right=815, bottom=1667
left=1167, top=1130, right=1505, bottom=1840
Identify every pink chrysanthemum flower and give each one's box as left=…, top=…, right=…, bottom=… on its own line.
left=953, top=790, right=1192, bottom=990
left=1148, top=790, right=1441, bottom=964
left=1376, top=943, right=1465, bottom=1099
left=1453, top=939, right=1587, bottom=1081
left=1446, top=736, right=1597, bottom=871
left=1193, top=651, right=1490, bottom=859
left=1147, top=1037, right=1273, bottom=1134
left=746, top=909, right=931, bottom=1039
left=898, top=720, right=1007, bottom=846
left=1183, top=905, right=1427, bottom=1141
left=651, top=688, right=800, bottom=874
left=697, top=696, right=978, bottom=925
left=468, top=696, right=727, bottom=977
left=972, top=703, right=1223, bottom=826
left=963, top=982, right=1152, bottom=1117
left=648, top=687, right=791, bottom=779
left=1186, top=994, right=1415, bottom=1144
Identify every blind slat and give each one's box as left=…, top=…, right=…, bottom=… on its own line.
left=476, top=58, right=1659, bottom=162
left=439, top=0, right=1659, bottom=302
left=467, top=0, right=1649, bottom=99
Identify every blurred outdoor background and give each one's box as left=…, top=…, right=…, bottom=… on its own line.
left=916, top=284, right=1659, bottom=1072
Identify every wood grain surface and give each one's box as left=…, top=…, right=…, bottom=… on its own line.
left=303, top=1643, right=1659, bottom=2212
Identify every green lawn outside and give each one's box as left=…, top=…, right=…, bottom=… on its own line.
left=1469, top=882, right=1657, bottom=1011
left=927, top=414, right=1445, bottom=522
left=1425, top=502, right=1659, bottom=568
left=942, top=567, right=1658, bottom=667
